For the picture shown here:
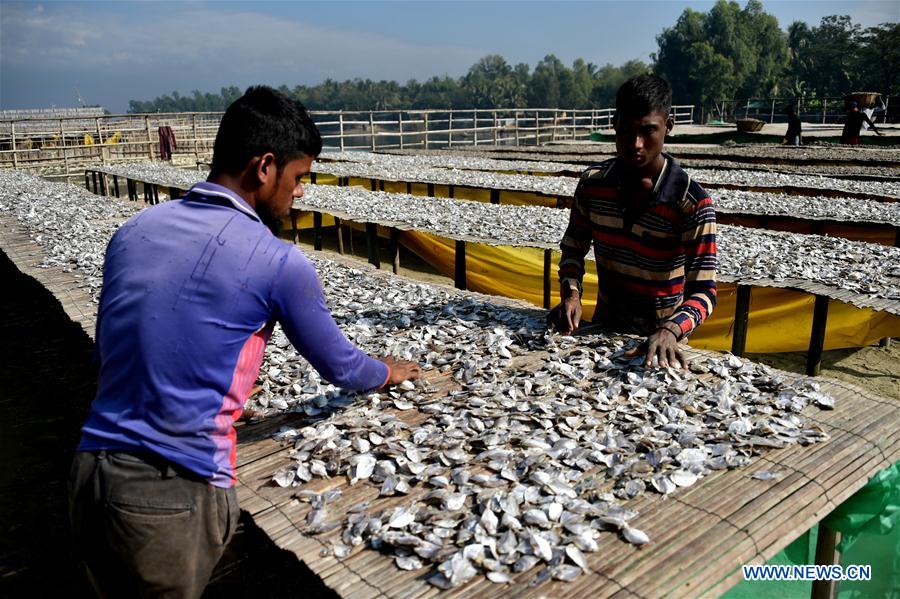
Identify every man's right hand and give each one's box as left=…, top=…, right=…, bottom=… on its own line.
left=547, top=293, right=582, bottom=334
left=380, top=356, right=422, bottom=386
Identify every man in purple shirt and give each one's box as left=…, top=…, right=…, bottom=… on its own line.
left=69, top=86, right=420, bottom=597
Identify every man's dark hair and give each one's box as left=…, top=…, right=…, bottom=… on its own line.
left=615, top=74, right=673, bottom=119
left=211, top=85, right=322, bottom=176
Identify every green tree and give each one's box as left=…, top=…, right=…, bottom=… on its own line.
left=856, top=22, right=900, bottom=96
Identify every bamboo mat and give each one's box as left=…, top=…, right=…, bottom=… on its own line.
left=232, top=341, right=898, bottom=599
left=3, top=203, right=897, bottom=598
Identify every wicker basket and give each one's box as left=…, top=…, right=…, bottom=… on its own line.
left=846, top=92, right=880, bottom=108
left=735, top=118, right=765, bottom=133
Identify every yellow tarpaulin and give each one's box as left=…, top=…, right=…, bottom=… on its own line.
left=399, top=230, right=900, bottom=353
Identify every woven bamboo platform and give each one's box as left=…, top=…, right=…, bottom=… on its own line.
left=1, top=209, right=897, bottom=598
left=230, top=267, right=899, bottom=599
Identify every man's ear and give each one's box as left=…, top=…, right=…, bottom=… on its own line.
left=665, top=116, right=674, bottom=136
left=256, top=152, right=277, bottom=185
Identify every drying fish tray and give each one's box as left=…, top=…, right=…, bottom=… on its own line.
left=227, top=268, right=900, bottom=598
left=1, top=190, right=898, bottom=598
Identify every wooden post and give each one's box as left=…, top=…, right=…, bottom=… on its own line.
left=339, top=111, right=345, bottom=151
left=572, top=111, right=577, bottom=139
left=515, top=111, right=520, bottom=146
left=811, top=523, right=840, bottom=599
left=10, top=122, right=17, bottom=169
left=406, top=182, right=413, bottom=195
left=389, top=228, right=400, bottom=274
left=369, top=111, right=376, bottom=151
left=454, top=240, right=467, bottom=290
left=60, top=119, right=69, bottom=181
left=448, top=185, right=455, bottom=199
left=379, top=179, right=384, bottom=192
left=113, top=175, right=120, bottom=198
left=370, top=178, right=378, bottom=192
left=291, top=209, right=299, bottom=244
left=770, top=99, right=776, bottom=123
left=95, top=117, right=105, bottom=164
left=822, top=99, right=827, bottom=124
left=366, top=222, right=380, bottom=268
left=91, top=171, right=98, bottom=194
left=145, top=115, right=153, bottom=159
left=473, top=109, right=478, bottom=146
left=490, top=189, right=500, bottom=205
left=192, top=113, right=199, bottom=163
left=398, top=111, right=404, bottom=150
left=448, top=111, right=454, bottom=148
left=85, top=171, right=90, bottom=190
left=551, top=109, right=559, bottom=141
left=313, top=211, right=323, bottom=250
left=493, top=111, right=498, bottom=145
left=335, top=217, right=344, bottom=254
left=744, top=99, right=750, bottom=119
left=535, top=112, right=541, bottom=146
left=424, top=112, right=430, bottom=149
left=543, top=249, right=552, bottom=309
left=427, top=183, right=435, bottom=197
left=731, top=285, right=752, bottom=357
left=806, top=294, right=830, bottom=376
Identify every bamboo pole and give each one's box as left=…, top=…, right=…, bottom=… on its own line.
left=10, top=122, right=17, bottom=169
left=515, top=111, right=520, bottom=146
left=339, top=111, right=345, bottom=151
left=492, top=111, right=498, bottom=145
left=398, top=112, right=404, bottom=150
left=145, top=115, right=153, bottom=159
left=369, top=112, right=375, bottom=151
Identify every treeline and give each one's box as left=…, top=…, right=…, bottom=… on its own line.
left=128, top=1, right=898, bottom=113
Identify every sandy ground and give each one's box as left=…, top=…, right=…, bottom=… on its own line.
left=750, top=344, right=900, bottom=402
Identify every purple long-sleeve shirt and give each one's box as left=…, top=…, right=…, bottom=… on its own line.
left=78, top=182, right=388, bottom=487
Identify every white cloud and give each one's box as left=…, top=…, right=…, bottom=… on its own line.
left=1, top=3, right=483, bottom=82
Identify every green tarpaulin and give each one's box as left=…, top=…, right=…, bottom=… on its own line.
left=722, top=461, right=900, bottom=598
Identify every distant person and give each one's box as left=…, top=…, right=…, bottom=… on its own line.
left=68, top=86, right=421, bottom=597
left=548, top=74, right=717, bottom=369
left=781, top=105, right=802, bottom=146
left=841, top=101, right=882, bottom=144
left=862, top=96, right=886, bottom=131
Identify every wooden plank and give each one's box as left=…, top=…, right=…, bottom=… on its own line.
left=806, top=295, right=830, bottom=376
left=454, top=240, right=466, bottom=290
left=731, top=284, right=751, bottom=356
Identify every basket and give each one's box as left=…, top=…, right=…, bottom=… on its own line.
left=846, top=92, right=880, bottom=108
left=735, top=118, right=765, bottom=133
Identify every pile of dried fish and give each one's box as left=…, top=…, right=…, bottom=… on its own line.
left=262, top=254, right=835, bottom=588
left=715, top=189, right=900, bottom=225
left=465, top=143, right=900, bottom=165
left=0, top=171, right=140, bottom=299
left=0, top=170, right=841, bottom=588
left=95, top=162, right=205, bottom=189
left=334, top=151, right=900, bottom=197
left=689, top=168, right=900, bottom=198
left=81, top=163, right=900, bottom=308
left=321, top=150, right=582, bottom=174
left=292, top=184, right=900, bottom=309
left=96, top=161, right=900, bottom=227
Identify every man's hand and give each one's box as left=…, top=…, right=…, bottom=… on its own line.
left=547, top=293, right=582, bottom=334
left=624, top=327, right=687, bottom=369
left=380, top=356, right=422, bottom=386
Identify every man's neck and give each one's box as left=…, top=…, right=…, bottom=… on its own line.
left=620, top=153, right=667, bottom=187
left=207, top=172, right=258, bottom=210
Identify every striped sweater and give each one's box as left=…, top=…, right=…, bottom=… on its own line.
left=559, top=155, right=717, bottom=339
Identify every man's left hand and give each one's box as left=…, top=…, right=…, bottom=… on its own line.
left=624, top=328, right=686, bottom=369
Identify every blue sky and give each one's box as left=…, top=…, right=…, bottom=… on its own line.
left=1, top=1, right=897, bottom=112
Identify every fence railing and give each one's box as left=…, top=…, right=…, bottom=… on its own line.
left=0, top=106, right=696, bottom=181
left=709, top=96, right=891, bottom=126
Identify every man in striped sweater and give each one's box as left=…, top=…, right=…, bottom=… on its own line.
left=549, top=75, right=717, bottom=369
